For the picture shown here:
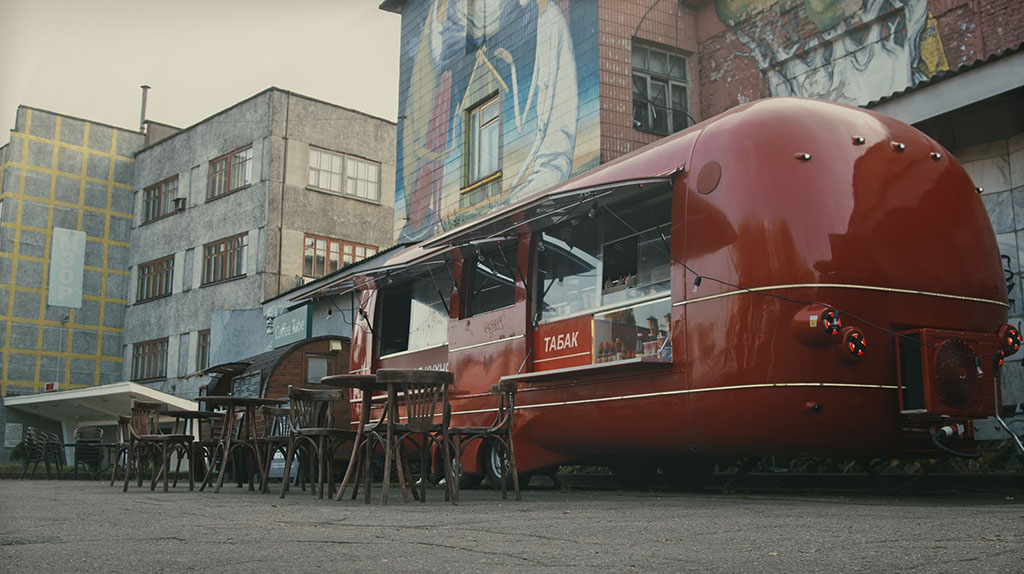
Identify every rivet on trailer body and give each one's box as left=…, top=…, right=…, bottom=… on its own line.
left=795, top=153, right=812, bottom=161
left=891, top=141, right=906, bottom=151
left=852, top=136, right=865, bottom=145
left=931, top=152, right=942, bottom=160
left=976, top=187, right=984, bottom=194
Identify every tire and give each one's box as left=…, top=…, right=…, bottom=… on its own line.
left=609, top=458, right=660, bottom=490
left=451, top=453, right=484, bottom=489
left=661, top=455, right=715, bottom=491
left=483, top=441, right=530, bottom=490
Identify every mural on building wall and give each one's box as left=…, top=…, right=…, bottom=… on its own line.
left=395, top=0, right=599, bottom=242
left=715, top=0, right=949, bottom=105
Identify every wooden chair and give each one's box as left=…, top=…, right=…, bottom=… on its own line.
left=122, top=402, right=194, bottom=492
left=448, top=380, right=521, bottom=503
left=20, top=427, right=63, bottom=479
left=109, top=416, right=133, bottom=486
left=256, top=406, right=292, bottom=494
left=279, top=387, right=354, bottom=499
left=377, top=369, right=455, bottom=505
left=70, top=426, right=104, bottom=479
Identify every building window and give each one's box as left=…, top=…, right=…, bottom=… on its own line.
left=305, top=354, right=332, bottom=384
left=143, top=176, right=178, bottom=222
left=132, top=338, right=168, bottom=381
left=468, top=96, right=501, bottom=184
left=196, top=329, right=210, bottom=371
left=137, top=255, right=174, bottom=302
left=208, top=145, right=253, bottom=199
left=303, top=234, right=377, bottom=279
left=632, top=43, right=689, bottom=135
left=309, top=148, right=381, bottom=202
left=202, top=233, right=248, bottom=285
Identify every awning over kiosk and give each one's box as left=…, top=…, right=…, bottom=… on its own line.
left=3, top=381, right=197, bottom=427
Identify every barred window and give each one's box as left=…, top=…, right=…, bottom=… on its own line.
left=208, top=146, right=253, bottom=199
left=303, top=234, right=377, bottom=278
left=137, top=255, right=174, bottom=302
left=196, top=329, right=211, bottom=371
left=143, top=176, right=178, bottom=222
left=132, top=338, right=168, bottom=381
left=309, top=148, right=381, bottom=202
left=632, top=43, right=690, bottom=135
left=202, top=233, right=248, bottom=285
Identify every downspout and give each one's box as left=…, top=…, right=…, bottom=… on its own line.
left=276, top=92, right=291, bottom=295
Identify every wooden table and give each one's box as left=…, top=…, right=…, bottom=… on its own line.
left=197, top=396, right=283, bottom=493
left=319, top=374, right=388, bottom=503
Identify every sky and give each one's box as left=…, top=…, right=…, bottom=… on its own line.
left=0, top=0, right=401, bottom=139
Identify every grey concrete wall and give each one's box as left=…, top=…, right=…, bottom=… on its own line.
left=125, top=90, right=275, bottom=391
left=124, top=89, right=396, bottom=399
left=266, top=91, right=397, bottom=295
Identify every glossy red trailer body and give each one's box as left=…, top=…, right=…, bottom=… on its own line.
left=347, top=98, right=1008, bottom=475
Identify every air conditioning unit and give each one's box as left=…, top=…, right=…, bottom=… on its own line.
left=173, top=197, right=186, bottom=212
left=300, top=276, right=316, bottom=286
left=896, top=328, right=1000, bottom=417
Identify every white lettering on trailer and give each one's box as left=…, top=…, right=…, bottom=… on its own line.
left=544, top=331, right=579, bottom=353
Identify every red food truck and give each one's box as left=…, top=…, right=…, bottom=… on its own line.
left=334, top=97, right=1019, bottom=488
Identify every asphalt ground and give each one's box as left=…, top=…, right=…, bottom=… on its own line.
left=2, top=479, right=1022, bottom=573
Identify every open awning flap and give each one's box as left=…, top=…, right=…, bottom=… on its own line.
left=295, top=242, right=452, bottom=301
left=3, top=381, right=197, bottom=426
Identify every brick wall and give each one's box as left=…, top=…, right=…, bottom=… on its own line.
left=598, top=0, right=700, bottom=163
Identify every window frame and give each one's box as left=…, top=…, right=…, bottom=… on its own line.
left=196, top=329, right=211, bottom=372
left=207, top=145, right=253, bottom=200
left=308, top=147, right=382, bottom=203
left=201, top=233, right=249, bottom=286
left=468, top=95, right=502, bottom=185
left=131, top=337, right=169, bottom=381
left=465, top=240, right=518, bottom=317
left=142, top=176, right=179, bottom=223
left=632, top=43, right=690, bottom=136
left=136, top=255, right=175, bottom=303
left=302, top=233, right=377, bottom=279
left=303, top=353, right=334, bottom=384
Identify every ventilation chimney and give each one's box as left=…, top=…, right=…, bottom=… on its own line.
left=139, top=85, right=151, bottom=133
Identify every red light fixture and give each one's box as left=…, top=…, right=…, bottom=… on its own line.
left=839, top=326, right=866, bottom=362
left=997, top=324, right=1021, bottom=357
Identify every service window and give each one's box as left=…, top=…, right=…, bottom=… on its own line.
left=378, top=268, right=452, bottom=356
left=466, top=241, right=517, bottom=316
left=535, top=186, right=672, bottom=322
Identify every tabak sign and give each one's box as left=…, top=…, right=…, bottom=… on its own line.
left=533, top=316, right=593, bottom=372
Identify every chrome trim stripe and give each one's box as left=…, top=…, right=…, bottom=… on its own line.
left=534, top=351, right=592, bottom=364
left=515, top=382, right=897, bottom=410
left=449, top=335, right=525, bottom=353
left=673, top=283, right=1008, bottom=308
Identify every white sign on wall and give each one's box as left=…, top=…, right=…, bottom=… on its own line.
left=47, top=228, right=86, bottom=309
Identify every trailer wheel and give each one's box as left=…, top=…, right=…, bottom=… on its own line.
left=661, top=455, right=715, bottom=491
left=610, top=458, right=659, bottom=490
left=450, top=453, right=484, bottom=489
left=483, top=441, right=531, bottom=490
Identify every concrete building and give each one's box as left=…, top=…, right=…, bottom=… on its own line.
left=124, top=88, right=396, bottom=398
left=0, top=108, right=144, bottom=394
left=380, top=0, right=1023, bottom=407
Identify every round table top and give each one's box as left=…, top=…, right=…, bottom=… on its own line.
left=318, top=374, right=384, bottom=390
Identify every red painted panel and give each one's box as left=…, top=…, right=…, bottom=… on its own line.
left=533, top=315, right=593, bottom=371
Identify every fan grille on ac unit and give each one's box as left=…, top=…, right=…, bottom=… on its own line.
left=932, top=339, right=979, bottom=410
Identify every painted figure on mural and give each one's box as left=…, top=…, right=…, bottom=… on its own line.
left=397, top=0, right=585, bottom=242
left=497, top=0, right=578, bottom=204
left=399, top=0, right=462, bottom=243
left=716, top=0, right=948, bottom=105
